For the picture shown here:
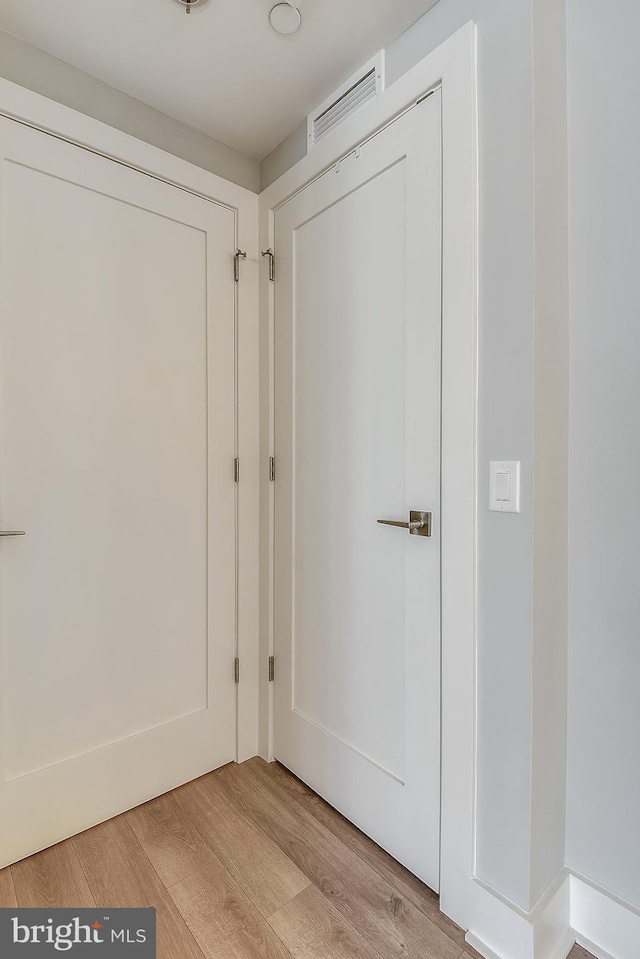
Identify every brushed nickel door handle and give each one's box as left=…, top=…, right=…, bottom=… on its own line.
left=0, top=531, right=26, bottom=536
left=377, top=510, right=432, bottom=537
left=377, top=519, right=424, bottom=530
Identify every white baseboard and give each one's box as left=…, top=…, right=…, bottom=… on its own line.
left=464, top=928, right=573, bottom=959
left=463, top=873, right=573, bottom=959
left=465, top=931, right=504, bottom=959
left=550, top=935, right=575, bottom=959
left=570, top=874, right=640, bottom=959
left=533, top=874, right=573, bottom=959
left=464, top=872, right=640, bottom=959
left=574, top=937, right=617, bottom=959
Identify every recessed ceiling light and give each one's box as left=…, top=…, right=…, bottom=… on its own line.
left=269, top=3, right=301, bottom=35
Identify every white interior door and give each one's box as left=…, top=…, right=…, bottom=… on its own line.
left=274, top=93, right=442, bottom=888
left=0, top=117, right=237, bottom=867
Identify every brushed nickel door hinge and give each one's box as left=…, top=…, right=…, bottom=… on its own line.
left=234, top=657, right=240, bottom=684
left=234, top=249, right=246, bottom=282
left=261, top=248, right=275, bottom=281
left=268, top=655, right=275, bottom=682
left=269, top=456, right=275, bottom=482
left=234, top=457, right=240, bottom=483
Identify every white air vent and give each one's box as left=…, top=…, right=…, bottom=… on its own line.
left=307, top=52, right=385, bottom=148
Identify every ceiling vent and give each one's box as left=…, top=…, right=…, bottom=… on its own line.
left=307, top=52, right=385, bottom=149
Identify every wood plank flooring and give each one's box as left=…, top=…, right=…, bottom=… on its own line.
left=0, top=758, right=592, bottom=959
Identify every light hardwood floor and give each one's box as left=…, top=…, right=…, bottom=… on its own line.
left=0, top=758, right=591, bottom=959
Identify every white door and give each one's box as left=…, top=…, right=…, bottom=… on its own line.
left=274, top=93, right=442, bottom=888
left=0, top=117, right=237, bottom=867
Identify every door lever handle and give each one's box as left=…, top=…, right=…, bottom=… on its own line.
left=0, top=531, right=26, bottom=536
left=377, top=519, right=424, bottom=530
left=377, top=511, right=432, bottom=537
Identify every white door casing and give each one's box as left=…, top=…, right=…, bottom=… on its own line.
left=0, top=115, right=237, bottom=867
left=273, top=95, right=442, bottom=889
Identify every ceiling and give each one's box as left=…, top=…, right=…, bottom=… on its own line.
left=0, top=0, right=438, bottom=160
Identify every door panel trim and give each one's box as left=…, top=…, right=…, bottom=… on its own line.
left=291, top=707, right=406, bottom=785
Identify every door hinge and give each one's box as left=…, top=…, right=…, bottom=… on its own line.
left=269, top=456, right=275, bottom=482
left=268, top=655, right=275, bottom=682
left=234, top=249, right=246, bottom=282
left=234, top=457, right=240, bottom=483
left=261, top=248, right=275, bottom=281
left=234, top=657, right=240, bottom=684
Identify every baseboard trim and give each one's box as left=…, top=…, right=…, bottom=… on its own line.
left=462, top=873, right=572, bottom=959
left=465, top=870, right=640, bottom=959
left=465, top=931, right=504, bottom=959
left=464, top=927, right=573, bottom=959
left=464, top=871, right=640, bottom=959
left=570, top=874, right=640, bottom=959
left=574, top=935, right=617, bottom=959
left=472, top=866, right=569, bottom=923
left=464, top=930, right=572, bottom=959
left=533, top=873, right=572, bottom=959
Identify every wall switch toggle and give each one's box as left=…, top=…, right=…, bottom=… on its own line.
left=495, top=471, right=511, bottom=501
left=490, top=461, right=520, bottom=512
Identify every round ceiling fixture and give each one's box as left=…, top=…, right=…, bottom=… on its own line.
left=269, top=3, right=301, bottom=35
left=176, top=0, right=202, bottom=14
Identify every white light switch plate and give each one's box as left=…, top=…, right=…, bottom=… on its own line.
left=489, top=461, right=520, bottom=512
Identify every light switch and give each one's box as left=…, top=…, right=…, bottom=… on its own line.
left=490, top=461, right=520, bottom=512
left=495, top=471, right=511, bottom=501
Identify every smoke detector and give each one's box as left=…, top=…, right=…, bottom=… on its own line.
left=269, top=3, right=301, bottom=35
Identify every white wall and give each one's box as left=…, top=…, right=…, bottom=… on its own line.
left=530, top=0, right=570, bottom=908
left=260, top=121, right=306, bottom=192
left=566, top=0, right=640, bottom=910
left=0, top=30, right=259, bottom=192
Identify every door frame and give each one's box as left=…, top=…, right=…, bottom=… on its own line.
left=258, top=21, right=480, bottom=937
left=0, top=76, right=260, bottom=764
